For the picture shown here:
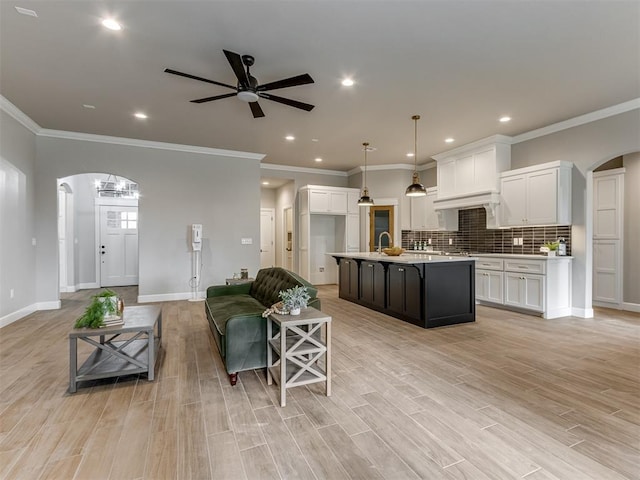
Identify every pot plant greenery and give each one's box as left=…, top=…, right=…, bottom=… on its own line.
left=278, top=285, right=310, bottom=315
left=540, top=241, right=560, bottom=256
left=74, top=289, right=120, bottom=328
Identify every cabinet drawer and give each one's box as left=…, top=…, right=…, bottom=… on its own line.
left=504, top=259, right=546, bottom=275
left=475, top=258, right=504, bottom=271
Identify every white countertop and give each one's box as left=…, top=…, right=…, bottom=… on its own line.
left=327, top=252, right=476, bottom=264
left=406, top=251, right=572, bottom=260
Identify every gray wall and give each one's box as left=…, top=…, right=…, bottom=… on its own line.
left=623, top=153, right=640, bottom=304
left=260, top=188, right=276, bottom=209
left=0, top=110, right=37, bottom=318
left=35, top=135, right=262, bottom=303
left=512, top=109, right=640, bottom=313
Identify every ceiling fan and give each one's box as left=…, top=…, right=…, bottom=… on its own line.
left=165, top=50, right=315, bottom=118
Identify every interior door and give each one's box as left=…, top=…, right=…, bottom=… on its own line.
left=99, top=205, right=139, bottom=286
left=369, top=206, right=395, bottom=251
left=260, top=208, right=275, bottom=269
left=284, top=207, right=293, bottom=270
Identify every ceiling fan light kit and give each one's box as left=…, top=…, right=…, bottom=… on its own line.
left=165, top=49, right=315, bottom=118
left=358, top=142, right=374, bottom=207
left=405, top=114, right=427, bottom=197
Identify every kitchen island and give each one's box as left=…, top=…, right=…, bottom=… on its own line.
left=329, top=252, right=475, bottom=328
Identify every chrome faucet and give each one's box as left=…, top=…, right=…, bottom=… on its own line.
left=378, top=231, right=393, bottom=253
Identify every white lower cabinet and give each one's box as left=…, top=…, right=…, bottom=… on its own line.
left=475, top=255, right=572, bottom=319
left=476, top=270, right=504, bottom=304
left=504, top=272, right=544, bottom=312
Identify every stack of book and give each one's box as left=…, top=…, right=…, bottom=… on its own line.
left=100, top=315, right=124, bottom=328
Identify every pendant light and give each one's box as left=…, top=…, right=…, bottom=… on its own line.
left=405, top=114, right=427, bottom=197
left=358, top=142, right=374, bottom=206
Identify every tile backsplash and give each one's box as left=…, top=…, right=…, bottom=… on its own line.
left=402, top=208, right=571, bottom=256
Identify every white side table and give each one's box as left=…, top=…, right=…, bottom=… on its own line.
left=266, top=307, right=332, bottom=407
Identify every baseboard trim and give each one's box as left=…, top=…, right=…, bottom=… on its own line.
left=137, top=291, right=204, bottom=303
left=60, top=285, right=78, bottom=293
left=37, top=301, right=61, bottom=310
left=78, top=282, right=100, bottom=289
left=571, top=307, right=595, bottom=318
left=543, top=307, right=573, bottom=319
left=0, top=304, right=37, bottom=328
left=622, top=302, right=640, bottom=313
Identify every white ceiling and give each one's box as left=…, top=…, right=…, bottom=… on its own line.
left=1, top=1, right=638, bottom=172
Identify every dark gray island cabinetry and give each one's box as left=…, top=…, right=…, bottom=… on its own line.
left=331, top=253, right=475, bottom=328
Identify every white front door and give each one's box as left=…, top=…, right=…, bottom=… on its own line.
left=100, top=205, right=139, bottom=286
left=260, top=208, right=275, bottom=269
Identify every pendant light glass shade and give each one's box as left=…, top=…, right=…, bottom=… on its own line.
left=405, top=114, right=427, bottom=197
left=358, top=142, right=374, bottom=206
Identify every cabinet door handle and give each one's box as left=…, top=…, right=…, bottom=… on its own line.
left=368, top=264, right=373, bottom=268
left=398, top=268, right=404, bottom=272
left=345, top=261, right=349, bottom=264
left=518, top=265, right=528, bottom=269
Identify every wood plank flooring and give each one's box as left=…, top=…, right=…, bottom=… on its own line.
left=0, top=285, right=638, bottom=479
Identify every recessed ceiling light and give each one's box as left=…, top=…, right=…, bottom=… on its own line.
left=15, top=6, right=37, bottom=17
left=101, top=18, right=122, bottom=31
left=314, top=158, right=323, bottom=162
left=285, top=135, right=295, bottom=141
left=445, top=138, right=455, bottom=143
left=499, top=116, right=511, bottom=123
left=134, top=112, right=148, bottom=119
left=406, top=153, right=414, bottom=157
left=262, top=181, right=270, bottom=185
left=311, top=138, right=319, bottom=142
left=341, top=78, right=354, bottom=87
left=83, top=104, right=96, bottom=109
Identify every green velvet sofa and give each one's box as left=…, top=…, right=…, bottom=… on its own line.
left=205, top=267, right=321, bottom=385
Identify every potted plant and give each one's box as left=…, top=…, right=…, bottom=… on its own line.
left=278, top=285, right=310, bottom=315
left=540, top=241, right=560, bottom=256
left=74, top=289, right=122, bottom=328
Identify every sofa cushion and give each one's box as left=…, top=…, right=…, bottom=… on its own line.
left=206, top=294, right=265, bottom=354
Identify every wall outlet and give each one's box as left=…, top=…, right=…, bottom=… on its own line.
left=32, top=238, right=36, bottom=246
left=241, top=238, right=253, bottom=245
left=449, top=238, right=453, bottom=245
left=10, top=289, right=14, bottom=299
left=319, top=267, right=324, bottom=272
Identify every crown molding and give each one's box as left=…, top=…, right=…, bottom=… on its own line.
left=0, top=95, right=41, bottom=134
left=346, top=161, right=436, bottom=176
left=513, top=98, right=640, bottom=144
left=38, top=129, right=265, bottom=160
left=261, top=162, right=347, bottom=176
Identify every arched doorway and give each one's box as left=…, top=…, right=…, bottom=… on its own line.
left=57, top=172, right=139, bottom=291
left=587, top=152, right=639, bottom=313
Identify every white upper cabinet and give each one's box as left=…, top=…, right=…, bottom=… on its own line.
left=433, top=135, right=512, bottom=200
left=500, top=161, right=572, bottom=226
left=308, top=188, right=348, bottom=214
left=410, top=187, right=440, bottom=230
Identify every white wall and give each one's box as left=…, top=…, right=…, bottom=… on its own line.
left=623, top=153, right=640, bottom=305
left=0, top=110, right=38, bottom=323
left=35, top=134, right=263, bottom=303
left=260, top=188, right=276, bottom=209
left=511, top=109, right=640, bottom=315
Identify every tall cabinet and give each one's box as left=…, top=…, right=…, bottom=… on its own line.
left=299, top=185, right=360, bottom=285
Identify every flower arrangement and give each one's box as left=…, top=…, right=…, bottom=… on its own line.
left=278, top=285, right=310, bottom=314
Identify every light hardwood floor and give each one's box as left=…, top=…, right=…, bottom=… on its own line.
left=1, top=285, right=638, bottom=479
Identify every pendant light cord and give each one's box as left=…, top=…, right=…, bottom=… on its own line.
left=412, top=114, right=420, bottom=173
left=363, top=142, right=369, bottom=190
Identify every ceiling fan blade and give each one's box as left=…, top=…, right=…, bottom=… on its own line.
left=164, top=68, right=236, bottom=90
left=223, top=50, right=250, bottom=88
left=257, top=73, right=314, bottom=92
left=258, top=93, right=314, bottom=111
left=249, top=102, right=265, bottom=118
left=190, top=92, right=237, bottom=103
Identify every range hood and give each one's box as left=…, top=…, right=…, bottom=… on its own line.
left=433, top=190, right=500, bottom=216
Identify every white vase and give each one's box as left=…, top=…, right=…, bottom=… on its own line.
left=290, top=307, right=301, bottom=315
left=548, top=251, right=556, bottom=257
